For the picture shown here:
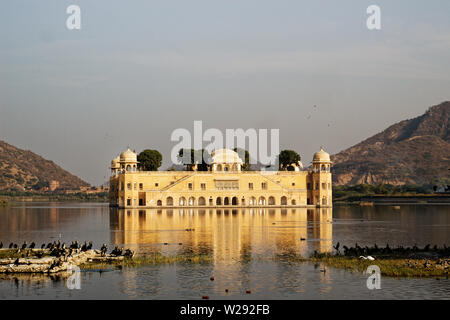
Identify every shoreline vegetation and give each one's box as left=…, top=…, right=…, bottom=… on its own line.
left=78, top=243, right=450, bottom=278
left=310, top=243, right=450, bottom=278
left=333, top=183, right=450, bottom=205
left=0, top=191, right=108, bottom=203
left=79, top=253, right=213, bottom=270
left=309, top=255, right=449, bottom=278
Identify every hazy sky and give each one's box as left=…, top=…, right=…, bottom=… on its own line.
left=1, top=1, right=449, bottom=185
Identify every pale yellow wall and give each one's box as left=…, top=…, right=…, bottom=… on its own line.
left=110, top=169, right=332, bottom=208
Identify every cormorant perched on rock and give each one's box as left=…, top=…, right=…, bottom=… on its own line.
left=343, top=245, right=349, bottom=255
left=46, top=242, right=52, bottom=249
left=13, top=258, right=20, bottom=266
left=21, top=242, right=27, bottom=250
left=87, top=241, right=93, bottom=250
left=13, top=244, right=18, bottom=249
left=100, top=244, right=108, bottom=257
left=81, top=241, right=87, bottom=252
left=333, top=242, right=340, bottom=252
left=124, top=249, right=134, bottom=258
left=56, top=241, right=61, bottom=249
left=70, top=241, right=79, bottom=249
left=9, top=243, right=14, bottom=249
left=111, top=246, right=123, bottom=256
left=0, top=242, right=2, bottom=249
left=29, top=242, right=35, bottom=249
left=49, top=259, right=58, bottom=270
left=50, top=247, right=63, bottom=257
left=41, top=243, right=46, bottom=249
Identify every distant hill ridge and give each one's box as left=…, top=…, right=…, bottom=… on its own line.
left=331, top=101, right=450, bottom=185
left=0, top=140, right=89, bottom=191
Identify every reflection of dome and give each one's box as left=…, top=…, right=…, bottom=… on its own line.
left=313, top=147, right=331, bottom=163
left=120, top=148, right=137, bottom=162
left=212, top=149, right=243, bottom=164
left=111, top=156, right=120, bottom=169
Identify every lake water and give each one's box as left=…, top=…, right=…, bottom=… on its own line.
left=0, top=202, right=449, bottom=299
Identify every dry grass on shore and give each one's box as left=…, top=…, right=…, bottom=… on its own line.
left=79, top=253, right=213, bottom=270
left=310, top=254, right=450, bottom=278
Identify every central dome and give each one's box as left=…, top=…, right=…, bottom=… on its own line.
left=211, top=149, right=243, bottom=164
left=120, top=148, right=137, bottom=162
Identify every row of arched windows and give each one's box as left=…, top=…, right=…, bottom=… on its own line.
left=155, top=196, right=296, bottom=206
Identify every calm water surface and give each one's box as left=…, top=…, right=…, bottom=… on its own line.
left=0, top=202, right=449, bottom=299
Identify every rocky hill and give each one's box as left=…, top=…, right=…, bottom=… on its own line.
left=331, top=101, right=450, bottom=185
left=0, top=140, right=90, bottom=191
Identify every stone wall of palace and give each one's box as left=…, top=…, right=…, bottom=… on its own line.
left=109, top=170, right=332, bottom=208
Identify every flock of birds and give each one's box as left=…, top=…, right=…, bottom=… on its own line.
left=0, top=240, right=134, bottom=260
left=332, top=242, right=450, bottom=258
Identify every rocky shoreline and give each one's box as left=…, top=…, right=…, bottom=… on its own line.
left=0, top=248, right=129, bottom=274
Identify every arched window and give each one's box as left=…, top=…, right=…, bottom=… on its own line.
left=157, top=200, right=162, bottom=206
left=291, top=199, right=296, bottom=205
left=258, top=196, right=266, bottom=205
left=198, top=197, right=206, bottom=206
left=224, top=166, right=229, bottom=172
left=281, top=196, right=287, bottom=205
left=217, top=164, right=222, bottom=171
left=189, top=197, right=196, bottom=206
left=216, top=197, right=222, bottom=205
left=232, top=196, right=238, bottom=205
left=126, top=165, right=131, bottom=171
left=322, top=197, right=327, bottom=205
left=179, top=197, right=186, bottom=206
left=224, top=197, right=230, bottom=205
left=268, top=196, right=275, bottom=205
left=249, top=197, right=256, bottom=205
left=166, top=197, right=173, bottom=206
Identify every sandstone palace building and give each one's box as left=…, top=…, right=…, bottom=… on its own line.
left=109, top=148, right=332, bottom=208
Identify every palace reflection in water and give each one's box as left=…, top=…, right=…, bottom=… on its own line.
left=109, top=208, right=333, bottom=261
left=2, top=204, right=450, bottom=299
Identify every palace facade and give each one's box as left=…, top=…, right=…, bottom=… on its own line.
left=109, top=148, right=332, bottom=208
